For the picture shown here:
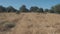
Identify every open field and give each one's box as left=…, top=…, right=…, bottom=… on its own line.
left=0, top=13, right=60, bottom=34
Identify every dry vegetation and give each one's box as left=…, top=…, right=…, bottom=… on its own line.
left=0, top=13, right=60, bottom=34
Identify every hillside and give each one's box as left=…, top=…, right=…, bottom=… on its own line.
left=0, top=13, right=60, bottom=34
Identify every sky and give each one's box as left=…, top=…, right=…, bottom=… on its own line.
left=0, top=0, right=60, bottom=10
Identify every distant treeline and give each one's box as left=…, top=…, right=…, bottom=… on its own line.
left=0, top=4, right=60, bottom=14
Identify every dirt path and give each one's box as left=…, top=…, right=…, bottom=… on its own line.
left=11, top=13, right=25, bottom=34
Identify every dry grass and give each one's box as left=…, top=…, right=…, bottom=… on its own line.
left=0, top=13, right=60, bottom=34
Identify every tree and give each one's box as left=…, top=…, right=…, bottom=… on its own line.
left=6, top=6, right=17, bottom=12
left=51, top=4, right=60, bottom=14
left=30, top=6, right=39, bottom=12
left=19, top=5, right=29, bottom=12
left=37, top=8, right=44, bottom=13
left=44, top=9, right=49, bottom=12
left=49, top=9, right=55, bottom=13
left=0, top=6, right=6, bottom=12
left=44, top=9, right=55, bottom=13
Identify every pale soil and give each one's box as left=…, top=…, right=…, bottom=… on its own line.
left=0, top=13, right=60, bottom=34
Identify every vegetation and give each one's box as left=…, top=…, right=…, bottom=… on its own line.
left=19, top=5, right=29, bottom=12
left=0, top=21, right=16, bottom=31
left=0, top=6, right=6, bottom=12
left=6, top=6, right=17, bottom=12
left=0, top=4, right=60, bottom=14
left=30, top=6, right=39, bottom=12
left=51, top=4, right=60, bottom=14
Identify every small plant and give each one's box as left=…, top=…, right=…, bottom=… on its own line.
left=4, top=22, right=15, bottom=28
left=0, top=21, right=16, bottom=32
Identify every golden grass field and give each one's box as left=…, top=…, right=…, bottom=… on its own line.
left=0, top=13, right=60, bottom=34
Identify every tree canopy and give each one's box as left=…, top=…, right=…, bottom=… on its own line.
left=51, top=4, right=60, bottom=13
left=0, top=4, right=60, bottom=14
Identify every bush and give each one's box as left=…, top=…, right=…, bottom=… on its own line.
left=0, top=21, right=16, bottom=31
left=4, top=22, right=16, bottom=28
left=16, top=11, right=20, bottom=14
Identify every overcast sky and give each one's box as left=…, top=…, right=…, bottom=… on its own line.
left=0, top=0, right=60, bottom=10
